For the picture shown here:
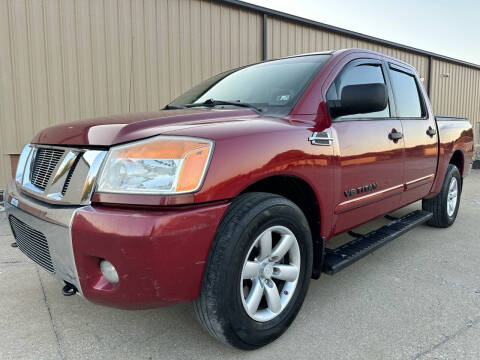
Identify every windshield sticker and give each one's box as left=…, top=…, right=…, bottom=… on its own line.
left=276, top=95, right=290, bottom=102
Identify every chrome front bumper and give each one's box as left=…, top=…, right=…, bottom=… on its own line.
left=4, top=182, right=83, bottom=293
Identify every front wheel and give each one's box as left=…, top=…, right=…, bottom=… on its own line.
left=422, top=164, right=462, bottom=228
left=194, top=192, right=313, bottom=349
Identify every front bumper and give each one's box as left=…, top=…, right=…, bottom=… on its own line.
left=5, top=182, right=82, bottom=291
left=5, top=182, right=229, bottom=309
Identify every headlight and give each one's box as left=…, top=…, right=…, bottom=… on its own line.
left=97, top=136, right=213, bottom=194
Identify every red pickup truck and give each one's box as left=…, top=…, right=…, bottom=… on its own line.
left=5, top=49, right=474, bottom=349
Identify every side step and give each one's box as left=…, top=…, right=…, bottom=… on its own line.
left=323, top=210, right=433, bottom=275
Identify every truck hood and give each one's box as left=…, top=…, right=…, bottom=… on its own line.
left=31, top=108, right=264, bottom=146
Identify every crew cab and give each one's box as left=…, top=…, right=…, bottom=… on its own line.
left=4, top=49, right=474, bottom=349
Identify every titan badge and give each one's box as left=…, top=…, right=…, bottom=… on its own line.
left=344, top=182, right=378, bottom=197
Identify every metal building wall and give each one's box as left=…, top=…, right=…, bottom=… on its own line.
left=0, top=0, right=479, bottom=188
left=429, top=59, right=480, bottom=145
left=266, top=17, right=430, bottom=84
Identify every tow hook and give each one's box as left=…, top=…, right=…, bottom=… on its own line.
left=62, top=282, right=78, bottom=296
left=11, top=242, right=18, bottom=248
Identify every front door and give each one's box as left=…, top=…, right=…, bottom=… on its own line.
left=326, top=59, right=405, bottom=235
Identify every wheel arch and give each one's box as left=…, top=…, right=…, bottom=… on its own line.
left=449, top=149, right=464, bottom=176
left=239, top=174, right=324, bottom=278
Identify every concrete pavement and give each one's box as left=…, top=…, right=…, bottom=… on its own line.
left=1, top=171, right=479, bottom=359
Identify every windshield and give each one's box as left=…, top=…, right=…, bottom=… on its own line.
left=168, top=54, right=331, bottom=117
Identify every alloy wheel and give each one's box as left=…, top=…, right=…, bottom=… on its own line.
left=447, top=177, right=458, bottom=217
left=240, top=226, right=301, bottom=322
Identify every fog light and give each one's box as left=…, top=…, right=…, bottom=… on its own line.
left=100, top=260, right=119, bottom=284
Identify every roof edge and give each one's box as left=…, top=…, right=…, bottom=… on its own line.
left=220, top=0, right=480, bottom=70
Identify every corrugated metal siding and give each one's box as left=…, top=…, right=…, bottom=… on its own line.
left=430, top=59, right=480, bottom=140
left=0, top=0, right=479, bottom=187
left=0, top=0, right=262, bottom=186
left=266, top=17, right=430, bottom=86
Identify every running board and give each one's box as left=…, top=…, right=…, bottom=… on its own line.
left=323, top=210, right=433, bottom=275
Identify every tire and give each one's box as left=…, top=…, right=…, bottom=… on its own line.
left=194, top=192, right=313, bottom=349
left=422, top=164, right=462, bottom=228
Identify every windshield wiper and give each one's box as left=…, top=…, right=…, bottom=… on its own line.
left=183, top=99, right=263, bottom=113
left=163, top=104, right=186, bottom=110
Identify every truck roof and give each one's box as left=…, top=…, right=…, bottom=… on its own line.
left=280, top=48, right=415, bottom=70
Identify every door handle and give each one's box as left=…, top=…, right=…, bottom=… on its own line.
left=308, top=132, right=333, bottom=146
left=426, top=127, right=436, bottom=137
left=388, top=130, right=403, bottom=141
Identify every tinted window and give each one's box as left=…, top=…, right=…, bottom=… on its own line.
left=389, top=69, right=423, bottom=117
left=327, top=63, right=390, bottom=119
left=169, top=55, right=331, bottom=117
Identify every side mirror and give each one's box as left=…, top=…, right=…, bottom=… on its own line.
left=328, top=83, right=388, bottom=117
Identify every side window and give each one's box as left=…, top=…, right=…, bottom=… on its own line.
left=389, top=69, right=423, bottom=118
left=327, top=63, right=390, bottom=119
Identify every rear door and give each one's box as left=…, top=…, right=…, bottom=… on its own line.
left=327, top=59, right=406, bottom=235
left=387, top=64, right=438, bottom=204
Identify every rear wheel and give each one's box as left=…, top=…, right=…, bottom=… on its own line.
left=422, top=164, right=462, bottom=228
left=194, top=192, right=312, bottom=349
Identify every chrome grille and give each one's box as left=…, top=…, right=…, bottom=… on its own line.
left=61, top=154, right=81, bottom=196
left=9, top=215, right=54, bottom=273
left=17, top=144, right=106, bottom=205
left=30, top=148, right=65, bottom=190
